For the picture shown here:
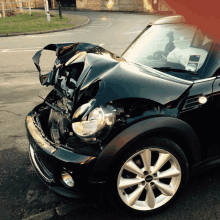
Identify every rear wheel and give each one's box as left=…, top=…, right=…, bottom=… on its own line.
left=109, top=137, right=189, bottom=214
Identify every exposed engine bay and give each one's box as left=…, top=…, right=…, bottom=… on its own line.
left=37, top=90, right=161, bottom=157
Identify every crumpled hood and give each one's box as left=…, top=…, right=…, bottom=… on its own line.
left=32, top=42, right=193, bottom=111
left=79, top=58, right=193, bottom=114
left=32, top=42, right=122, bottom=72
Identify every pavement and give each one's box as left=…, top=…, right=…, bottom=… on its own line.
left=0, top=10, right=90, bottom=37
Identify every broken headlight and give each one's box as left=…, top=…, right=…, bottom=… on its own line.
left=72, top=104, right=116, bottom=140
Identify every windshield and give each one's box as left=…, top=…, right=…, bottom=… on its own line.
left=122, top=24, right=212, bottom=81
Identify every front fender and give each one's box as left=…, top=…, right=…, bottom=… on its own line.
left=89, top=116, right=201, bottom=183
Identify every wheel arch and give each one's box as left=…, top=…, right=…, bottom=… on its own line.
left=89, top=116, right=201, bottom=183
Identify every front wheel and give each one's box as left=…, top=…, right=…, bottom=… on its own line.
left=109, top=137, right=189, bottom=214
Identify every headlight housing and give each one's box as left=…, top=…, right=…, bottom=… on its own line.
left=72, top=104, right=116, bottom=140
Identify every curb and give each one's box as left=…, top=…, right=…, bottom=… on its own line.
left=22, top=209, right=56, bottom=220
left=0, top=15, right=90, bottom=37
left=22, top=202, right=75, bottom=220
left=30, top=7, right=173, bottom=15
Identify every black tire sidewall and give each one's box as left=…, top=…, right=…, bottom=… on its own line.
left=107, top=136, right=189, bottom=214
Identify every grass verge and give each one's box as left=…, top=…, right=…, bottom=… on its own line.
left=0, top=11, right=72, bottom=33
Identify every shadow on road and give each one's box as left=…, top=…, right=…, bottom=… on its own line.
left=1, top=144, right=220, bottom=220
left=0, top=147, right=70, bottom=220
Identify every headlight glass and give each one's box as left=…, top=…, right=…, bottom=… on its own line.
left=73, top=99, right=95, bottom=119
left=72, top=104, right=115, bottom=139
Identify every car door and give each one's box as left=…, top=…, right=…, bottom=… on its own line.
left=211, top=75, right=220, bottom=157
left=178, top=78, right=215, bottom=161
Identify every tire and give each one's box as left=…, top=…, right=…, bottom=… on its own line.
left=108, top=136, right=189, bottom=214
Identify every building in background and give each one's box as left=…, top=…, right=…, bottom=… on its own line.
left=33, top=0, right=76, bottom=9
left=76, top=0, right=175, bottom=14
left=32, top=0, right=58, bottom=9
left=29, top=0, right=174, bottom=14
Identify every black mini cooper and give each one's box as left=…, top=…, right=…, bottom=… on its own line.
left=25, top=15, right=220, bottom=214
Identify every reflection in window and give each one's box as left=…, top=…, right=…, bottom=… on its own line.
left=123, top=24, right=212, bottom=80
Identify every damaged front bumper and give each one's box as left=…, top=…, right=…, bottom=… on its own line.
left=25, top=108, right=105, bottom=201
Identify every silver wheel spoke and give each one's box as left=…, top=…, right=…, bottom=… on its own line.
left=117, top=147, right=182, bottom=211
left=141, top=149, right=151, bottom=172
left=154, top=181, right=174, bottom=196
left=151, top=153, right=170, bottom=174
left=118, top=177, right=144, bottom=189
left=127, top=185, right=145, bottom=206
left=145, top=184, right=156, bottom=208
left=154, top=166, right=180, bottom=180
left=124, top=160, right=144, bottom=177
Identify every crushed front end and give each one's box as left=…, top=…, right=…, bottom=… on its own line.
left=26, top=43, right=128, bottom=201
left=26, top=42, right=192, bottom=202
left=25, top=94, right=105, bottom=201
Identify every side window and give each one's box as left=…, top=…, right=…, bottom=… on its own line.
left=202, top=36, right=212, bottom=52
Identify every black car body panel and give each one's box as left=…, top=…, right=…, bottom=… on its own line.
left=80, top=61, right=192, bottom=111
left=89, top=116, right=201, bottom=183
left=25, top=15, right=220, bottom=204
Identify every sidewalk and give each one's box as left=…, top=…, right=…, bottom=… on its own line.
left=0, top=10, right=90, bottom=37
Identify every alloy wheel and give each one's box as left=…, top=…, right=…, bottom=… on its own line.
left=117, top=148, right=181, bottom=211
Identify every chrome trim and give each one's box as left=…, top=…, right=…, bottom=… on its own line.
left=128, top=61, right=217, bottom=84
left=194, top=77, right=216, bottom=83
left=26, top=113, right=56, bottom=155
left=30, top=145, right=54, bottom=183
left=128, top=61, right=192, bottom=84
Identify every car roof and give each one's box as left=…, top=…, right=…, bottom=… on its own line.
left=150, top=15, right=186, bottom=25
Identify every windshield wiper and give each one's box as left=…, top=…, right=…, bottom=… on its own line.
left=154, top=67, right=198, bottom=75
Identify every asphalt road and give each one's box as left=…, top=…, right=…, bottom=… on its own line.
left=1, top=10, right=220, bottom=220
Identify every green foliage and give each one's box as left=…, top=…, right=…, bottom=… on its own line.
left=5, top=10, right=20, bottom=17
left=0, top=11, right=72, bottom=33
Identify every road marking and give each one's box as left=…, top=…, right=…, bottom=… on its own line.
left=0, top=47, right=42, bottom=52
left=90, top=22, right=104, bottom=24
left=0, top=43, right=106, bottom=53
left=122, top=31, right=142, bottom=34
left=0, top=42, right=106, bottom=53
left=72, top=30, right=91, bottom=32
left=114, top=19, right=135, bottom=22
left=26, top=35, right=44, bottom=38
left=87, top=26, right=106, bottom=27
left=86, top=21, right=111, bottom=28
left=11, top=47, right=42, bottom=50
left=0, top=47, right=43, bottom=52
left=54, top=32, right=75, bottom=35
left=0, top=50, right=39, bottom=52
left=106, top=21, right=112, bottom=28
left=91, top=22, right=108, bottom=24
left=26, top=32, right=76, bottom=38
left=87, top=25, right=109, bottom=27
